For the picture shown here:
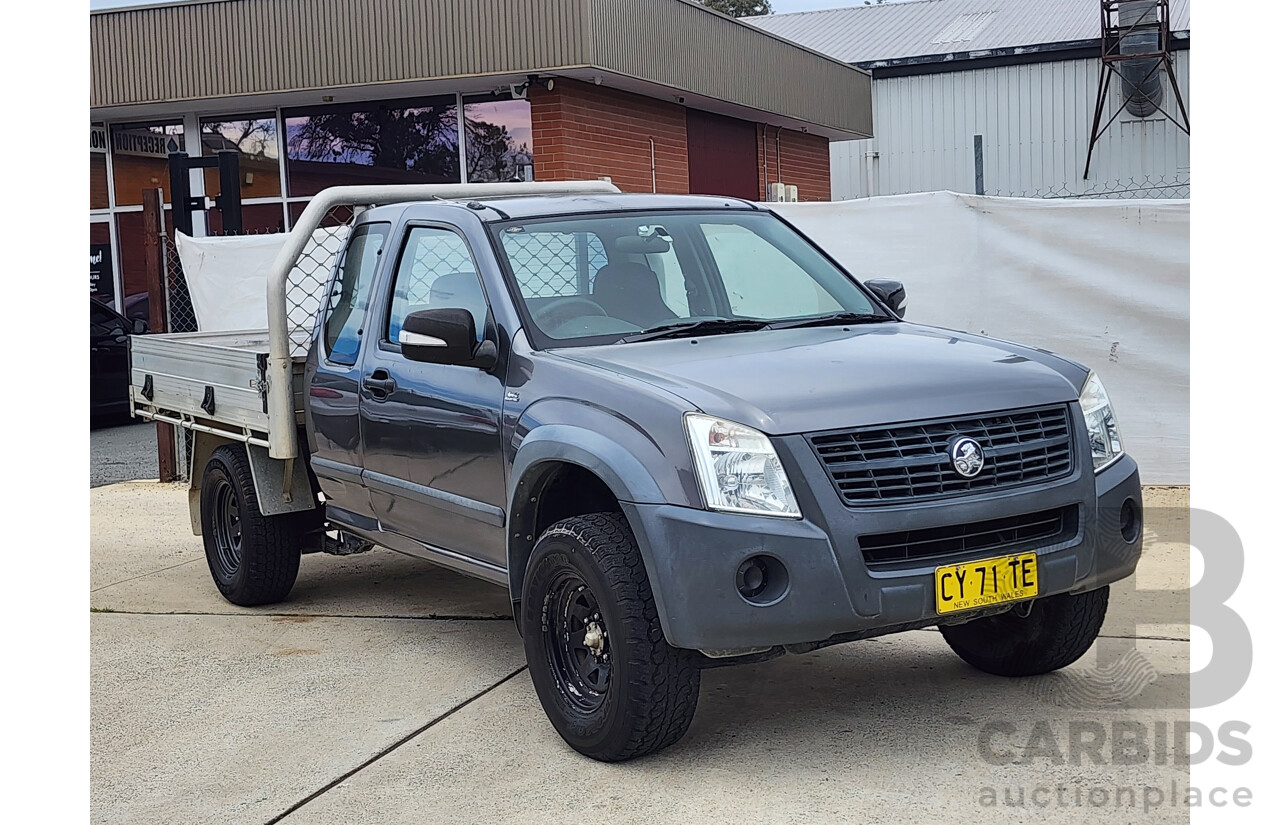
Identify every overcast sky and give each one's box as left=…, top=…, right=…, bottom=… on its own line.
left=90, top=0, right=887, bottom=13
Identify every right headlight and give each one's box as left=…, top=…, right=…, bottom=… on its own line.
left=685, top=413, right=801, bottom=518
left=1080, top=371, right=1124, bottom=472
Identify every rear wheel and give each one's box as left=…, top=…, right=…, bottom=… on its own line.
left=522, top=513, right=700, bottom=762
left=939, top=586, right=1109, bottom=677
left=200, top=444, right=302, bottom=606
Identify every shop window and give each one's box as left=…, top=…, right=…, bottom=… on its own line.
left=208, top=203, right=287, bottom=236
left=284, top=97, right=460, bottom=197
left=90, top=222, right=114, bottom=305
left=91, top=125, right=111, bottom=210
left=91, top=154, right=110, bottom=210
left=110, top=122, right=184, bottom=206
left=201, top=117, right=282, bottom=199
left=288, top=200, right=360, bottom=229
left=463, top=97, right=534, bottom=182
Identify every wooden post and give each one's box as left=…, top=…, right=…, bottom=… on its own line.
left=142, top=188, right=178, bottom=483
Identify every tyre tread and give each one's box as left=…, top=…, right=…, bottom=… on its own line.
left=534, top=512, right=700, bottom=761
left=202, top=444, right=302, bottom=606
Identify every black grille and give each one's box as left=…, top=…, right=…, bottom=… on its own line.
left=808, top=405, right=1073, bottom=505
left=859, top=506, right=1077, bottom=568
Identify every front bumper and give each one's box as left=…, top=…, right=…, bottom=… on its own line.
left=622, top=450, right=1142, bottom=652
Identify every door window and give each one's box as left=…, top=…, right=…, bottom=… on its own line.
left=322, top=223, right=390, bottom=365
left=387, top=227, right=487, bottom=343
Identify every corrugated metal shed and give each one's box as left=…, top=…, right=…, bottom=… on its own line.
left=747, top=0, right=1190, bottom=65
left=89, top=0, right=871, bottom=137
left=829, top=49, right=1190, bottom=199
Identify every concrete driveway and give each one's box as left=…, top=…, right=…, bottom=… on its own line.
left=91, top=483, right=1190, bottom=824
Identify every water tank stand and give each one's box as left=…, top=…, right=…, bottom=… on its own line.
left=1083, top=0, right=1190, bottom=180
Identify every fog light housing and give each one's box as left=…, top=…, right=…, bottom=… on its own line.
left=735, top=555, right=789, bottom=605
left=1120, top=497, right=1141, bottom=544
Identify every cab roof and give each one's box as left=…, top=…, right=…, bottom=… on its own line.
left=362, top=192, right=760, bottom=224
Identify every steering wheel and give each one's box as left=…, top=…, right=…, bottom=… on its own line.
left=533, top=296, right=610, bottom=330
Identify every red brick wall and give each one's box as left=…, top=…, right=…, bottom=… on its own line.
left=530, top=79, right=689, bottom=194
left=756, top=125, right=831, bottom=202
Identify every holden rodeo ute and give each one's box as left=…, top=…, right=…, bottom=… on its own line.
left=130, top=181, right=1141, bottom=762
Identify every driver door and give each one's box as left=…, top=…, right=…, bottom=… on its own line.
left=359, top=225, right=507, bottom=571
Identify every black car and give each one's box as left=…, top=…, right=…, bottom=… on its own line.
left=91, top=298, right=148, bottom=425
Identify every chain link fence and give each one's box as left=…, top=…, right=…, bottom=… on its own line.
left=989, top=173, right=1189, bottom=200
left=160, top=205, right=359, bottom=480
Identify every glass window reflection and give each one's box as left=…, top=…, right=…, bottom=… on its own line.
left=284, top=97, right=460, bottom=197
left=110, top=122, right=184, bottom=206
left=464, top=97, right=534, bottom=182
left=201, top=117, right=281, bottom=198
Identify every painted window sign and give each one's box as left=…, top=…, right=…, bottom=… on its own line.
left=112, top=128, right=184, bottom=158
left=90, top=243, right=115, bottom=301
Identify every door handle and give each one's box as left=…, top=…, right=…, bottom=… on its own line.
left=363, top=370, right=397, bottom=397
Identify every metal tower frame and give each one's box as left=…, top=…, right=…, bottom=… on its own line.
left=1083, top=0, right=1190, bottom=180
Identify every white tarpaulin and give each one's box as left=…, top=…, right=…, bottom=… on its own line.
left=771, top=192, right=1189, bottom=484
left=176, top=227, right=350, bottom=343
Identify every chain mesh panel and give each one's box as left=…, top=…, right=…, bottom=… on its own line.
left=162, top=236, right=199, bottom=335
left=500, top=231, right=607, bottom=298
left=287, top=205, right=358, bottom=357
left=398, top=230, right=476, bottom=304
left=157, top=206, right=361, bottom=480
left=159, top=237, right=197, bottom=481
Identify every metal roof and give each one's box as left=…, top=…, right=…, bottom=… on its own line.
left=746, top=0, right=1190, bottom=66
left=90, top=0, right=872, bottom=138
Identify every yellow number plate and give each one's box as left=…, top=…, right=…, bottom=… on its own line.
left=934, top=552, right=1038, bottom=615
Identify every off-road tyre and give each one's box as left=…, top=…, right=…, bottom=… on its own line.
left=522, top=513, right=700, bottom=762
left=939, top=586, right=1110, bottom=677
left=200, top=444, right=302, bottom=606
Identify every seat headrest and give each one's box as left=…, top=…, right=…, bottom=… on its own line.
left=593, top=262, right=662, bottom=294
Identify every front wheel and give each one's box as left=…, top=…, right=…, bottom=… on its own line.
left=522, top=513, right=700, bottom=762
left=200, top=444, right=302, bottom=606
left=939, top=586, right=1109, bottom=677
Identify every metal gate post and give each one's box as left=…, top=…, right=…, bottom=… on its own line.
left=142, top=188, right=178, bottom=482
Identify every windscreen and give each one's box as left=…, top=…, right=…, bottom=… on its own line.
left=492, top=211, right=880, bottom=345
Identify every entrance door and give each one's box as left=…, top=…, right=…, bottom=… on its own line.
left=687, top=109, right=760, bottom=200
left=359, top=225, right=507, bottom=571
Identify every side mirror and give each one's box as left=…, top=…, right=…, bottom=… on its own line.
left=399, top=308, right=496, bottom=370
left=865, top=279, right=907, bottom=318
left=131, top=318, right=150, bottom=335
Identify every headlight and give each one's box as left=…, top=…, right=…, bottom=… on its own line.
left=1080, top=371, right=1124, bottom=472
left=685, top=414, right=801, bottom=518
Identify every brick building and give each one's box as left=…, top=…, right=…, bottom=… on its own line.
left=90, top=0, right=871, bottom=319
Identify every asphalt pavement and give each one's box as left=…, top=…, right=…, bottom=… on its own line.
left=90, top=482, right=1191, bottom=824
left=90, top=422, right=158, bottom=487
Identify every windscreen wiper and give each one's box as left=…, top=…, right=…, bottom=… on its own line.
left=618, top=318, right=772, bottom=343
left=765, top=311, right=894, bottom=331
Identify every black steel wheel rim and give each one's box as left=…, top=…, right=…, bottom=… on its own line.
left=543, top=570, right=611, bottom=713
left=211, top=477, right=243, bottom=576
